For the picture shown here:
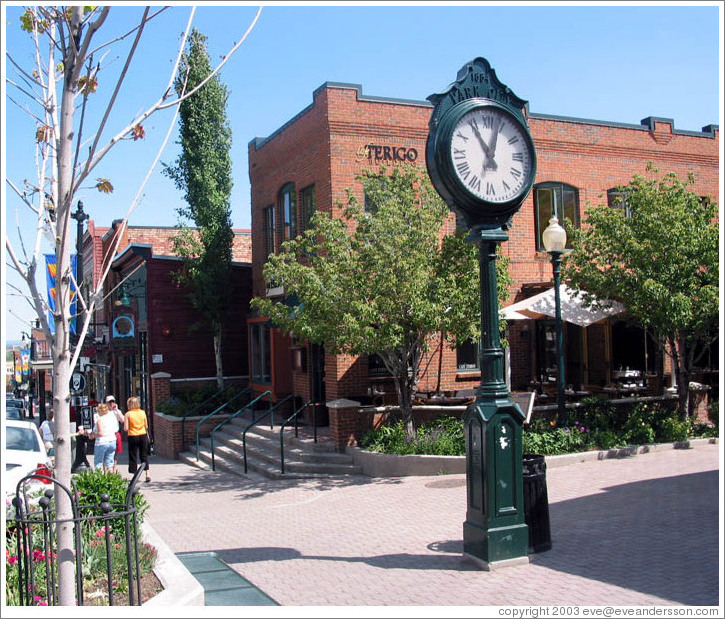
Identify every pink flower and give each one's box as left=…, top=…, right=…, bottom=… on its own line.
left=8, top=555, right=18, bottom=565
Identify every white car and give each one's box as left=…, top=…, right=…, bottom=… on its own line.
left=4, top=419, right=53, bottom=500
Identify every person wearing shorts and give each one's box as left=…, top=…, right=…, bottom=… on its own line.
left=91, top=403, right=119, bottom=472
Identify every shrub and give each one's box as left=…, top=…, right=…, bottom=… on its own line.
left=691, top=422, right=719, bottom=439
left=707, top=400, right=719, bottom=428
left=74, top=468, right=149, bottom=523
left=620, top=402, right=657, bottom=445
left=590, top=429, right=623, bottom=450
left=360, top=416, right=465, bottom=456
left=523, top=423, right=595, bottom=455
left=656, top=416, right=691, bottom=443
left=155, top=384, right=241, bottom=417
left=573, top=396, right=624, bottom=433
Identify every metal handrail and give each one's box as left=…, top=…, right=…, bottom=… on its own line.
left=242, top=394, right=294, bottom=473
left=279, top=400, right=312, bottom=474
left=181, top=386, right=233, bottom=446
left=210, top=391, right=271, bottom=471
left=184, top=386, right=250, bottom=453
left=194, top=387, right=251, bottom=460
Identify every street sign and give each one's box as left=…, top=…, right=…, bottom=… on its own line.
left=70, top=372, right=86, bottom=393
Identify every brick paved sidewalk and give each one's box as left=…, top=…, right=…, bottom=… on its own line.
left=139, top=442, right=721, bottom=608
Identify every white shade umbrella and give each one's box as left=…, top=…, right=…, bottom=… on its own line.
left=500, top=285, right=625, bottom=328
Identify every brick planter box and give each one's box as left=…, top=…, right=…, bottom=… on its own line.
left=153, top=412, right=231, bottom=460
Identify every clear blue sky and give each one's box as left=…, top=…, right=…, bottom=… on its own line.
left=2, top=1, right=722, bottom=342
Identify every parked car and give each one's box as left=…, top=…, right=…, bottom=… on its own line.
left=4, top=420, right=53, bottom=499
left=6, top=407, right=24, bottom=420
left=6, top=398, right=27, bottom=419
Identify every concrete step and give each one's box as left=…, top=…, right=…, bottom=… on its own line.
left=179, top=422, right=363, bottom=479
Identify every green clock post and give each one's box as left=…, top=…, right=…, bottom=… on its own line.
left=426, top=57, right=537, bottom=569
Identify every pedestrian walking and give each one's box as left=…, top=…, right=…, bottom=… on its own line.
left=105, top=395, right=125, bottom=474
left=91, top=403, right=118, bottom=473
left=39, top=408, right=55, bottom=454
left=124, top=396, right=151, bottom=483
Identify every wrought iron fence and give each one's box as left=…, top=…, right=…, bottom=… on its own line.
left=6, top=466, right=150, bottom=606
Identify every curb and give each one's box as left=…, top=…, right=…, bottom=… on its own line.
left=347, top=437, right=719, bottom=476
left=141, top=520, right=205, bottom=606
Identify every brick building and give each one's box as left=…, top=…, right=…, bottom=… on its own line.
left=80, top=221, right=253, bottom=426
left=247, top=81, right=719, bottom=416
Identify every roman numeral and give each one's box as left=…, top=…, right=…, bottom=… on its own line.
left=512, top=152, right=524, bottom=162
left=503, top=180, right=511, bottom=193
left=455, top=131, right=468, bottom=142
left=453, top=148, right=466, bottom=160
left=469, top=175, right=481, bottom=193
left=508, top=135, right=519, bottom=145
left=456, top=160, right=471, bottom=179
left=510, top=167, right=522, bottom=179
left=486, top=182, right=496, bottom=196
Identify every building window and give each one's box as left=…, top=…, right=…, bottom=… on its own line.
left=249, top=321, right=271, bottom=384
left=299, top=184, right=315, bottom=233
left=607, top=188, right=631, bottom=217
left=263, top=205, right=276, bottom=257
left=279, top=183, right=297, bottom=242
left=368, top=354, right=390, bottom=377
left=456, top=338, right=479, bottom=370
left=363, top=177, right=388, bottom=214
left=534, top=182, right=579, bottom=251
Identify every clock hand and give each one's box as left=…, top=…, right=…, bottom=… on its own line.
left=486, top=117, right=504, bottom=169
left=468, top=121, right=491, bottom=161
left=468, top=120, right=497, bottom=180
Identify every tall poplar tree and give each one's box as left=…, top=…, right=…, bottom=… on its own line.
left=164, top=29, right=235, bottom=390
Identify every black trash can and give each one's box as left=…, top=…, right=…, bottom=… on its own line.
left=522, top=454, right=552, bottom=553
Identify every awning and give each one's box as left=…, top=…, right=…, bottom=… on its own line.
left=500, top=285, right=625, bottom=328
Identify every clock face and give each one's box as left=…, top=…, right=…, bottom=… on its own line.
left=448, top=105, right=534, bottom=204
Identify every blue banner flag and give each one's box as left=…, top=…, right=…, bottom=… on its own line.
left=45, top=254, right=77, bottom=334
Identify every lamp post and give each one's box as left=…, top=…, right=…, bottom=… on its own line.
left=70, top=200, right=90, bottom=471
left=542, top=217, right=568, bottom=427
left=71, top=201, right=89, bottom=338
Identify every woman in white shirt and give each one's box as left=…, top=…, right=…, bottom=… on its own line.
left=91, top=403, right=119, bottom=472
left=39, top=408, right=55, bottom=453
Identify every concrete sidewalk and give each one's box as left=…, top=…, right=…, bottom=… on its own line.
left=133, top=441, right=721, bottom=609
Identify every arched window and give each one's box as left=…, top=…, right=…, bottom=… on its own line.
left=534, top=182, right=579, bottom=251
left=278, top=183, right=297, bottom=242
left=607, top=188, right=631, bottom=217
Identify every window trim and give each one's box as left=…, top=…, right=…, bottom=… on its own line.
left=263, top=204, right=276, bottom=257
left=534, top=182, right=580, bottom=251
left=279, top=182, right=297, bottom=242
left=299, top=184, right=316, bottom=233
left=249, top=320, right=272, bottom=385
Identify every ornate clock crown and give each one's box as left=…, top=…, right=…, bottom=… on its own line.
left=427, top=57, right=529, bottom=131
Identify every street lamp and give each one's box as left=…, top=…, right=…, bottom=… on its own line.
left=542, top=216, right=568, bottom=427
left=114, top=283, right=131, bottom=307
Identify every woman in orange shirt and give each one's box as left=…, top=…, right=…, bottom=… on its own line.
left=124, top=396, right=151, bottom=483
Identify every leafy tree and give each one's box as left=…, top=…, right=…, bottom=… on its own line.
left=564, top=164, right=718, bottom=418
left=252, top=164, right=510, bottom=438
left=163, top=28, right=234, bottom=390
left=4, top=6, right=261, bottom=604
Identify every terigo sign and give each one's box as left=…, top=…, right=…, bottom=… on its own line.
left=363, top=143, right=418, bottom=163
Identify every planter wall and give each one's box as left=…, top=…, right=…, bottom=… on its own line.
left=347, top=446, right=466, bottom=477
left=153, top=412, right=231, bottom=460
